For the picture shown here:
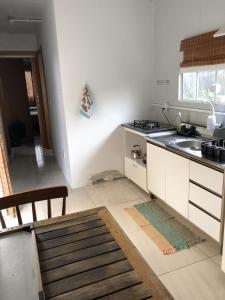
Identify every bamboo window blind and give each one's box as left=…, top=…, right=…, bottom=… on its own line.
left=180, top=30, right=225, bottom=67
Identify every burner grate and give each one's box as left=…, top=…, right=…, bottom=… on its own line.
left=133, top=120, right=159, bottom=130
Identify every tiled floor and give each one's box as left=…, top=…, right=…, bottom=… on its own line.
left=6, top=150, right=225, bottom=299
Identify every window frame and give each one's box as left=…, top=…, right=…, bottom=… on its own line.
left=179, top=64, right=225, bottom=104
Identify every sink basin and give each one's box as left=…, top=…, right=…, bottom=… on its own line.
left=175, top=140, right=202, bottom=151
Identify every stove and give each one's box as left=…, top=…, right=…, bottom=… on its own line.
left=133, top=120, right=159, bottom=130
left=123, top=120, right=175, bottom=134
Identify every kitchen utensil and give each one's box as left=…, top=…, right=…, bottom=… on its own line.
left=131, top=145, right=143, bottom=159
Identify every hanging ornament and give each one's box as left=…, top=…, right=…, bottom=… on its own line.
left=80, top=84, right=94, bottom=119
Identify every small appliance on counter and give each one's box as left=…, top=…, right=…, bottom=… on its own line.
left=123, top=120, right=175, bottom=134
left=201, top=139, right=225, bottom=163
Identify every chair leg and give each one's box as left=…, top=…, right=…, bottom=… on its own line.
left=47, top=199, right=52, bottom=219
left=0, top=211, right=6, bottom=229
left=32, top=202, right=37, bottom=222
left=62, top=197, right=66, bottom=215
left=16, top=205, right=22, bottom=225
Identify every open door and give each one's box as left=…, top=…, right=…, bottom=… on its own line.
left=32, top=50, right=52, bottom=149
left=0, top=79, right=14, bottom=216
left=0, top=80, right=12, bottom=196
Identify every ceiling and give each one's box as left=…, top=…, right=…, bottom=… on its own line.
left=0, top=0, right=45, bottom=34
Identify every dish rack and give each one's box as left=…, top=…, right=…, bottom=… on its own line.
left=201, top=139, right=225, bottom=162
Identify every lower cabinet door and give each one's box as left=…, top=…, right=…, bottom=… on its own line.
left=165, top=151, right=189, bottom=218
left=147, top=143, right=167, bottom=200
left=125, top=156, right=147, bottom=191
left=189, top=204, right=221, bottom=242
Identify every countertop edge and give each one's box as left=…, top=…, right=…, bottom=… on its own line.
left=146, top=138, right=225, bottom=173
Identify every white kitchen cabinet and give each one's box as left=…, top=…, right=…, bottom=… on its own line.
left=189, top=183, right=222, bottom=220
left=147, top=142, right=224, bottom=244
left=165, top=151, right=189, bottom=218
left=189, top=204, right=221, bottom=242
left=125, top=156, right=147, bottom=192
left=190, top=161, right=223, bottom=195
left=147, top=143, right=167, bottom=200
left=147, top=144, right=189, bottom=217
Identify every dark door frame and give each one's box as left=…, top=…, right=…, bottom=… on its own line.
left=0, top=49, right=53, bottom=150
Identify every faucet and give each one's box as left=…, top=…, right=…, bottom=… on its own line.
left=204, top=99, right=217, bottom=131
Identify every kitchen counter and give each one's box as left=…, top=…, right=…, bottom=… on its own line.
left=122, top=122, right=175, bottom=134
left=146, top=131, right=225, bottom=172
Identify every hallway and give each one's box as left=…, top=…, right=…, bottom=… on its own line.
left=9, top=149, right=67, bottom=194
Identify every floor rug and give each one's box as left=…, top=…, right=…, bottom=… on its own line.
left=125, top=200, right=205, bottom=255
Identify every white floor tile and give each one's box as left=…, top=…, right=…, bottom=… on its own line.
left=160, top=259, right=225, bottom=300
left=66, top=188, right=96, bottom=213
left=124, top=180, right=150, bottom=200
left=211, top=254, right=222, bottom=267
left=127, top=229, right=207, bottom=276
left=107, top=199, right=144, bottom=234
left=196, top=237, right=220, bottom=257
left=9, top=154, right=68, bottom=193
left=20, top=201, right=47, bottom=222
left=85, top=179, right=141, bottom=207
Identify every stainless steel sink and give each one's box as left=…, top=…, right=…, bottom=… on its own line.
left=175, top=140, right=202, bottom=151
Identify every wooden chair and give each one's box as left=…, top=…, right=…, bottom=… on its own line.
left=0, top=185, right=68, bottom=229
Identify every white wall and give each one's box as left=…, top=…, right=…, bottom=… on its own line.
left=0, top=33, right=38, bottom=51
left=37, top=0, right=71, bottom=183
left=151, top=0, right=225, bottom=126
left=52, top=0, right=154, bottom=188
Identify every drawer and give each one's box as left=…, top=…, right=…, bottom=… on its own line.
left=125, top=156, right=147, bottom=191
left=189, top=204, right=221, bottom=242
left=190, top=161, right=223, bottom=195
left=189, top=183, right=222, bottom=220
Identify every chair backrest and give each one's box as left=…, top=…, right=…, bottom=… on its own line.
left=0, top=185, right=68, bottom=229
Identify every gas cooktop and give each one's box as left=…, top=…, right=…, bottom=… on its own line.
left=123, top=120, right=175, bottom=134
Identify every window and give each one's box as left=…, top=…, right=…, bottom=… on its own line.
left=179, top=65, right=225, bottom=104
left=179, top=30, right=225, bottom=104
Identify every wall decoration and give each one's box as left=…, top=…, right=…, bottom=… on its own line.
left=80, top=84, right=94, bottom=119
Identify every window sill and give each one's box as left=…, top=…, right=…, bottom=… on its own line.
left=179, top=99, right=225, bottom=106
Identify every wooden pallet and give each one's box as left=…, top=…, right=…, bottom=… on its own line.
left=34, top=207, right=173, bottom=300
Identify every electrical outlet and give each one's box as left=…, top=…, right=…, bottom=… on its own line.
left=156, top=80, right=170, bottom=85
left=163, top=102, right=169, bottom=111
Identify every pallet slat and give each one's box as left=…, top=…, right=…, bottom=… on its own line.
left=38, top=226, right=109, bottom=250
left=34, top=208, right=103, bottom=229
left=44, top=259, right=133, bottom=299
left=39, top=233, right=114, bottom=260
left=35, top=213, right=101, bottom=235
left=47, top=270, right=142, bottom=300
left=100, top=283, right=153, bottom=300
left=40, top=241, right=120, bottom=272
left=42, top=249, right=126, bottom=284
left=37, top=219, right=104, bottom=242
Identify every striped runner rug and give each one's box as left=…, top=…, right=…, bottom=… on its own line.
left=125, top=200, right=205, bottom=255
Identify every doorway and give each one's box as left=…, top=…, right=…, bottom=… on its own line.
left=0, top=50, right=53, bottom=202
left=0, top=51, right=52, bottom=156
